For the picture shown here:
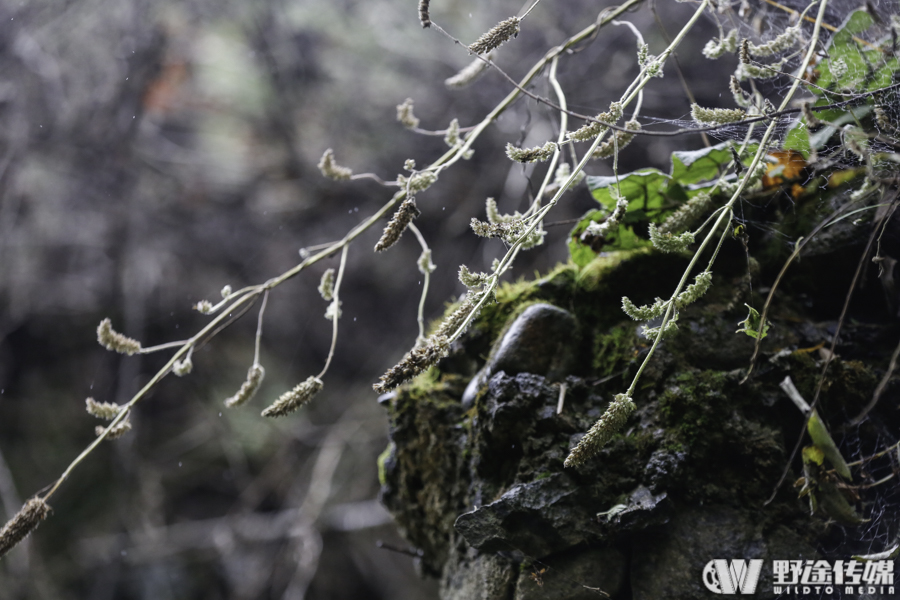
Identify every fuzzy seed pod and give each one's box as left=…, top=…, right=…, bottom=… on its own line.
left=318, top=148, right=353, bottom=181
left=373, top=335, right=450, bottom=394
left=96, top=418, right=132, bottom=440
left=748, top=25, right=800, bottom=57
left=659, top=192, right=712, bottom=234
left=0, top=498, right=51, bottom=559
left=375, top=197, right=420, bottom=252
left=739, top=38, right=750, bottom=64
left=736, top=58, right=787, bottom=81
left=468, top=17, right=520, bottom=55
left=325, top=300, right=342, bottom=321
left=458, top=265, right=489, bottom=289
left=567, top=102, right=624, bottom=142
left=691, top=104, right=747, bottom=125
left=592, top=120, right=641, bottom=159
left=397, top=98, right=420, bottom=129
left=564, top=394, right=635, bottom=467
left=85, top=397, right=121, bottom=420
left=97, top=318, right=142, bottom=355
left=224, top=364, right=266, bottom=408
left=729, top=76, right=750, bottom=108
left=621, top=296, right=667, bottom=321
left=436, top=293, right=483, bottom=339
left=641, top=312, right=680, bottom=340
left=221, top=285, right=233, bottom=298
left=418, top=0, right=431, bottom=28
left=444, top=119, right=461, bottom=148
left=674, top=270, right=713, bottom=310
left=445, top=57, right=490, bottom=88
left=397, top=171, right=438, bottom=193
left=505, top=141, right=556, bottom=163
left=702, top=29, right=739, bottom=59
left=581, top=192, right=628, bottom=242
left=470, top=218, right=509, bottom=239
left=648, top=223, right=695, bottom=253
left=318, top=269, right=335, bottom=301
left=262, top=376, right=323, bottom=417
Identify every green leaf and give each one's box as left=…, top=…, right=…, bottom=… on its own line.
left=670, top=141, right=735, bottom=185
left=735, top=303, right=769, bottom=339
left=783, top=117, right=812, bottom=159
left=807, top=410, right=852, bottom=480
left=815, top=10, right=875, bottom=93
left=586, top=169, right=672, bottom=223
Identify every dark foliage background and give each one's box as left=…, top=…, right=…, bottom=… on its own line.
left=0, top=0, right=796, bottom=597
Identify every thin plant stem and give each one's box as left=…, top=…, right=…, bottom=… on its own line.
left=253, top=290, right=269, bottom=367
left=317, top=244, right=349, bottom=380
left=407, top=222, right=432, bottom=344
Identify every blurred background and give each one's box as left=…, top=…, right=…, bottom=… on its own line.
left=0, top=0, right=741, bottom=597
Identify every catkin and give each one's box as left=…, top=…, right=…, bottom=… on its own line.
left=564, top=394, right=636, bottom=467
left=0, top=498, right=51, bottom=559
left=373, top=335, right=450, bottom=394
left=468, top=17, right=520, bottom=55
left=375, top=197, right=420, bottom=252
left=97, top=318, right=142, bottom=355
left=224, top=364, right=266, bottom=408
left=261, top=376, right=324, bottom=417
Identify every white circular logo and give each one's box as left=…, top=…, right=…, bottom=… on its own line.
left=703, top=560, right=723, bottom=594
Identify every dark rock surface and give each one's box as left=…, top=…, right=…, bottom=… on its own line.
left=379, top=250, right=899, bottom=599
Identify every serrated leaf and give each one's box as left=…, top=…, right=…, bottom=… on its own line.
left=735, top=303, right=769, bottom=339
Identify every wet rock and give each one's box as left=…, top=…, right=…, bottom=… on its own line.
left=440, top=551, right=516, bottom=600
left=514, top=547, right=627, bottom=600
left=454, top=474, right=596, bottom=557
left=462, top=303, right=579, bottom=406
left=630, top=505, right=818, bottom=600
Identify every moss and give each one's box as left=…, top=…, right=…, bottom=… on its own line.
left=592, top=322, right=642, bottom=377
left=377, top=442, right=395, bottom=487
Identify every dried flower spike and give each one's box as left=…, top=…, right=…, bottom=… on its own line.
left=445, top=57, right=490, bottom=88
left=418, top=0, right=430, bottom=28
left=459, top=265, right=489, bottom=289
left=97, top=318, right=142, bottom=355
left=621, top=296, right=667, bottom=321
left=397, top=171, right=438, bottom=193
left=375, top=197, right=420, bottom=252
left=373, top=335, right=450, bottom=394
left=674, top=270, right=713, bottom=309
left=317, top=148, right=353, bottom=181
left=436, top=293, right=483, bottom=339
left=262, top=376, right=324, bottom=417
left=564, top=394, right=636, bottom=467
left=224, top=364, right=266, bottom=408
left=96, top=418, right=132, bottom=440
left=318, top=268, right=335, bottom=301
left=468, top=17, right=520, bottom=55
left=397, top=98, right=420, bottom=129
left=85, top=397, right=121, bottom=420
left=0, top=497, right=51, bottom=559
left=691, top=104, right=747, bottom=125
left=505, top=141, right=556, bottom=163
